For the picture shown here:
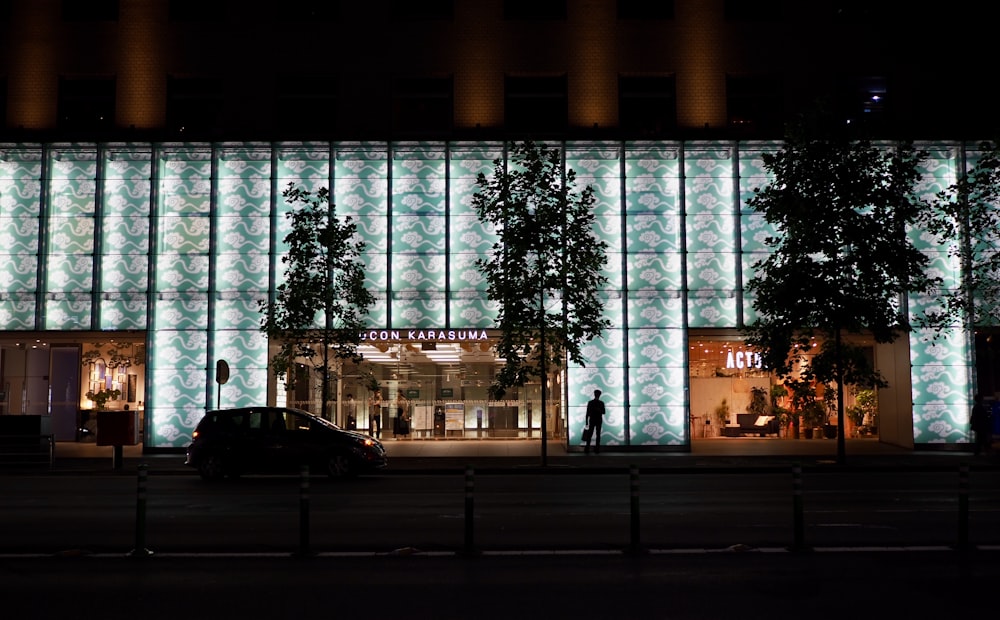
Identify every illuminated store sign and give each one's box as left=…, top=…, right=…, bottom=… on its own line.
left=726, top=350, right=763, bottom=369
left=361, top=329, right=490, bottom=342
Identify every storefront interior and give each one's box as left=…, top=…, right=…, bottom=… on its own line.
left=277, top=332, right=565, bottom=440
left=0, top=329, right=883, bottom=446
left=689, top=332, right=879, bottom=441
left=0, top=334, right=146, bottom=443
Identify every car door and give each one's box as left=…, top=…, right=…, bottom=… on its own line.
left=281, top=410, right=327, bottom=470
left=258, top=408, right=298, bottom=473
left=210, top=409, right=255, bottom=473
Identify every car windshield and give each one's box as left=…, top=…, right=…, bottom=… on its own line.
left=286, top=408, right=341, bottom=431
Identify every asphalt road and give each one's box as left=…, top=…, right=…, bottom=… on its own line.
left=2, top=551, right=997, bottom=620
left=2, top=468, right=999, bottom=555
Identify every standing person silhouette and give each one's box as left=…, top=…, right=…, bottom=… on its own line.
left=395, top=392, right=411, bottom=438
left=584, top=389, right=606, bottom=455
left=971, top=393, right=992, bottom=456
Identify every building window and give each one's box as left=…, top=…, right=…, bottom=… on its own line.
left=169, top=0, right=225, bottom=22
left=274, top=75, right=339, bottom=138
left=57, top=77, right=116, bottom=132
left=505, top=75, right=567, bottom=134
left=619, top=75, right=676, bottom=136
left=166, top=77, right=223, bottom=137
left=276, top=0, right=338, bottom=22
left=504, top=0, right=565, bottom=20
left=617, top=0, right=673, bottom=20
left=61, top=0, right=119, bottom=22
left=726, top=75, right=783, bottom=136
left=723, top=0, right=782, bottom=22
left=392, top=76, right=453, bottom=137
left=390, top=0, right=453, bottom=21
left=837, top=76, right=888, bottom=134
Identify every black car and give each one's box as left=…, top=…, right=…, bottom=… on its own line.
left=185, top=406, right=388, bottom=480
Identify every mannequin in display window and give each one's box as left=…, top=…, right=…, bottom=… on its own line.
left=395, top=392, right=411, bottom=438
left=345, top=394, right=357, bottom=430
left=369, top=391, right=382, bottom=439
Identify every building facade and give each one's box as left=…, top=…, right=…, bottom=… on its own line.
left=0, top=139, right=981, bottom=451
left=0, top=1, right=994, bottom=451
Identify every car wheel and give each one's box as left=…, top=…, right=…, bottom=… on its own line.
left=326, top=453, right=356, bottom=478
left=198, top=454, right=227, bottom=481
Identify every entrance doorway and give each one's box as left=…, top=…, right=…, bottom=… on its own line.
left=271, top=331, right=566, bottom=440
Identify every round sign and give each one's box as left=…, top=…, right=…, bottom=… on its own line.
left=216, top=359, right=230, bottom=385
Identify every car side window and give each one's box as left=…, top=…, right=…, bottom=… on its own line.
left=216, top=414, right=233, bottom=432
left=287, top=413, right=311, bottom=432
left=270, top=411, right=287, bottom=433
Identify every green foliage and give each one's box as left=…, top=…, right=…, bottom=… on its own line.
left=259, top=183, right=375, bottom=399
left=768, top=384, right=791, bottom=428
left=714, top=398, right=731, bottom=426
left=743, top=110, right=940, bottom=398
left=748, top=386, right=769, bottom=417
left=846, top=388, right=878, bottom=428
left=784, top=379, right=825, bottom=427
left=924, top=140, right=1000, bottom=330
left=801, top=400, right=827, bottom=428
left=86, top=388, right=121, bottom=410
left=472, top=141, right=611, bottom=396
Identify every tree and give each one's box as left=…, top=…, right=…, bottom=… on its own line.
left=472, top=141, right=611, bottom=464
left=259, top=182, right=375, bottom=420
left=743, top=114, right=940, bottom=464
left=924, top=141, right=1000, bottom=392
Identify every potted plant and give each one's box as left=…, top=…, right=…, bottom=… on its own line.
left=847, top=388, right=878, bottom=436
left=801, top=400, right=826, bottom=439
left=746, top=385, right=775, bottom=435
left=786, top=379, right=818, bottom=439
left=713, top=398, right=731, bottom=436
left=86, top=387, right=122, bottom=411
left=748, top=386, right=768, bottom=419
left=770, top=384, right=791, bottom=437
left=822, top=386, right=839, bottom=438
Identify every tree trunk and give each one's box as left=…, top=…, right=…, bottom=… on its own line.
left=835, top=328, right=846, bottom=465
left=539, top=281, right=548, bottom=467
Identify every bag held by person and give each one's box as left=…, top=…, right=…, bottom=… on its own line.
left=581, top=425, right=593, bottom=442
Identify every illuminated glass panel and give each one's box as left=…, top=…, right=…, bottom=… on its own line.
left=909, top=327, right=972, bottom=443
left=0, top=140, right=983, bottom=449
left=100, top=147, right=151, bottom=329
left=448, top=142, right=501, bottom=326
left=626, top=327, right=688, bottom=445
left=685, top=144, right=737, bottom=329
left=568, top=330, right=625, bottom=449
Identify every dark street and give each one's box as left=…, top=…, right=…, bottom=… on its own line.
left=3, top=550, right=997, bottom=620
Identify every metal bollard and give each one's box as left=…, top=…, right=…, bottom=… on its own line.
left=791, top=464, right=805, bottom=551
left=464, top=465, right=476, bottom=555
left=128, top=463, right=152, bottom=558
left=628, top=464, right=642, bottom=554
left=957, top=463, right=970, bottom=550
left=297, top=464, right=313, bottom=558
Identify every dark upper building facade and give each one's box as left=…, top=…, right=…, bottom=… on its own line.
left=1, top=0, right=996, bottom=144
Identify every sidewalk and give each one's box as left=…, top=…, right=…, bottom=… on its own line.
left=40, top=436, right=999, bottom=474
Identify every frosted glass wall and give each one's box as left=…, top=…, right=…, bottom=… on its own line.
left=0, top=141, right=980, bottom=449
